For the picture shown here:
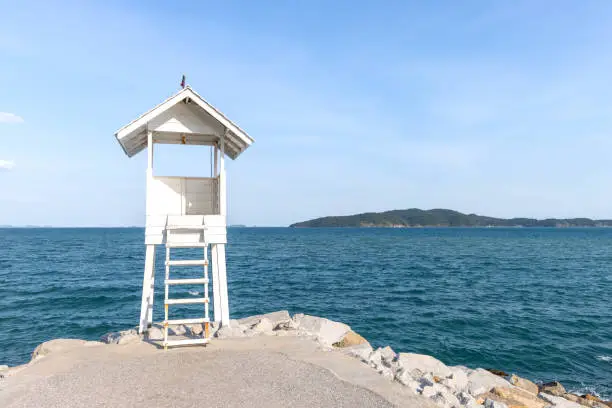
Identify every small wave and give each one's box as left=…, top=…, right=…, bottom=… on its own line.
left=188, top=290, right=200, bottom=296
left=597, top=355, right=612, bottom=362
left=569, top=385, right=602, bottom=399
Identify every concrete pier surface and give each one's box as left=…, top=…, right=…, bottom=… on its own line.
left=0, top=336, right=436, bottom=408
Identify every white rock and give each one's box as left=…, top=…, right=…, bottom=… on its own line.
left=440, top=377, right=459, bottom=393
left=399, top=371, right=427, bottom=394
left=467, top=368, right=512, bottom=395
left=243, top=329, right=257, bottom=337
left=431, top=390, right=461, bottom=408
left=100, top=329, right=142, bottom=345
left=539, top=393, right=583, bottom=408
left=0, top=365, right=9, bottom=372
left=395, top=368, right=411, bottom=384
left=99, top=331, right=122, bottom=344
left=251, top=318, right=274, bottom=334
left=186, top=324, right=203, bottom=336
left=400, top=379, right=421, bottom=393
left=440, top=377, right=455, bottom=390
left=342, top=343, right=373, bottom=362
left=451, top=365, right=474, bottom=375
left=380, top=346, right=397, bottom=367
left=369, top=349, right=395, bottom=375
left=168, top=325, right=187, bottom=336
left=275, top=319, right=298, bottom=331
left=117, top=332, right=142, bottom=345
left=32, top=339, right=102, bottom=360
left=430, top=393, right=445, bottom=407
left=208, top=321, right=221, bottom=337
left=369, top=347, right=384, bottom=368
left=419, top=372, right=436, bottom=388
left=395, top=368, right=422, bottom=391
left=1, top=364, right=28, bottom=378
left=397, top=353, right=453, bottom=378
left=422, top=384, right=443, bottom=398
left=485, top=398, right=509, bottom=408
left=403, top=380, right=421, bottom=394
left=215, top=325, right=246, bottom=339
left=445, top=392, right=462, bottom=408
left=443, top=367, right=469, bottom=393
left=145, top=326, right=164, bottom=341
left=238, top=310, right=291, bottom=328
left=458, top=391, right=476, bottom=405
left=292, top=314, right=350, bottom=346
left=368, top=346, right=399, bottom=372
left=378, top=366, right=394, bottom=379
left=403, top=367, right=425, bottom=381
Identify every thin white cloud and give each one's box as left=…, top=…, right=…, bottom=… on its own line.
left=0, top=160, right=15, bottom=170
left=0, top=112, right=24, bottom=123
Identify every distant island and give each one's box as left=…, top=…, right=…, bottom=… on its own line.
left=289, top=208, right=612, bottom=228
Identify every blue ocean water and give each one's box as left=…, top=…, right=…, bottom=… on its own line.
left=0, top=227, right=610, bottom=398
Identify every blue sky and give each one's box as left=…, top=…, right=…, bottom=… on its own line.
left=1, top=1, right=612, bottom=226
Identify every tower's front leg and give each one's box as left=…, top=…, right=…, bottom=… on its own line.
left=211, top=243, right=230, bottom=326
left=138, top=244, right=156, bottom=334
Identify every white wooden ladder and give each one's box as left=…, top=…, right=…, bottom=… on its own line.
left=163, top=225, right=211, bottom=350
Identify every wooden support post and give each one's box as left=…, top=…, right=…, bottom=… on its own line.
left=164, top=245, right=170, bottom=350
left=219, top=134, right=226, bottom=216
left=212, top=243, right=230, bottom=326
left=214, top=144, right=219, bottom=214
left=138, top=244, right=156, bottom=333
left=214, top=145, right=218, bottom=176
left=203, top=246, right=209, bottom=324
left=147, top=130, right=154, bottom=171
left=215, top=132, right=230, bottom=326
left=211, top=243, right=222, bottom=324
left=146, top=130, right=154, bottom=187
left=139, top=129, right=156, bottom=334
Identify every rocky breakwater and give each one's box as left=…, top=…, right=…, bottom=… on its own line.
left=3, top=311, right=610, bottom=408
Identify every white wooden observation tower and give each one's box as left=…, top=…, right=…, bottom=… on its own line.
left=114, top=85, right=254, bottom=348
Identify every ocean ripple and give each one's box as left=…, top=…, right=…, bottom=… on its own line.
left=0, top=227, right=610, bottom=399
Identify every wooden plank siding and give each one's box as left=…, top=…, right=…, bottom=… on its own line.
left=145, top=176, right=225, bottom=245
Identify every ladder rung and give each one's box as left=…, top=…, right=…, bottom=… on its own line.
left=165, top=278, right=209, bottom=285
left=165, top=243, right=209, bottom=248
left=163, top=338, right=210, bottom=347
left=165, top=298, right=209, bottom=305
left=166, top=260, right=209, bottom=266
left=165, top=318, right=210, bottom=325
left=166, top=225, right=207, bottom=230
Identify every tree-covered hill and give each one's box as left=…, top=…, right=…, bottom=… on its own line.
left=289, top=208, right=612, bottom=228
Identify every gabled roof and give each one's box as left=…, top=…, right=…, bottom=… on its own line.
left=114, top=86, right=254, bottom=159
